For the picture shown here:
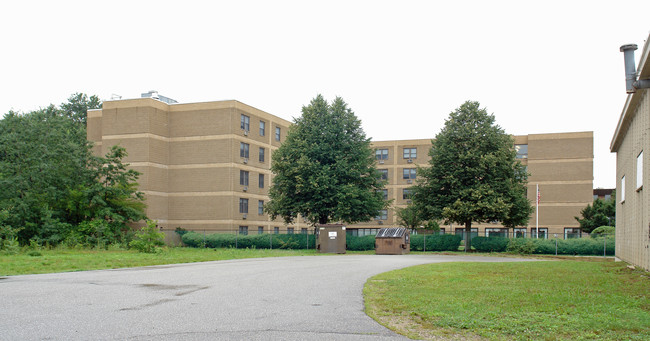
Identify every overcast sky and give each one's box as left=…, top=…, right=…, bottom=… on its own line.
left=2, top=0, right=649, bottom=188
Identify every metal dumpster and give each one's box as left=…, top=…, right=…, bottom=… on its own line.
left=375, top=227, right=410, bottom=255
left=316, top=224, right=346, bottom=254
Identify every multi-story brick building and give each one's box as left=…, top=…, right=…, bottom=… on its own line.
left=88, top=96, right=593, bottom=239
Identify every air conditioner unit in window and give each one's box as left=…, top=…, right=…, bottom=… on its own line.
left=407, top=159, right=413, bottom=163
left=243, top=130, right=249, bottom=136
left=243, top=158, right=248, bottom=164
left=378, top=221, right=384, bottom=225
left=243, top=186, right=248, bottom=192
left=242, top=214, right=247, bottom=219
left=379, top=160, right=385, bottom=164
left=407, top=179, right=413, bottom=184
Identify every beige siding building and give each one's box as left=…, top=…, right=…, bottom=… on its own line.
left=611, top=36, right=650, bottom=271
left=88, top=97, right=593, bottom=239
left=349, top=132, right=593, bottom=238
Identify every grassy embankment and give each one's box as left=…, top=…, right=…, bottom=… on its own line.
left=365, top=258, right=650, bottom=340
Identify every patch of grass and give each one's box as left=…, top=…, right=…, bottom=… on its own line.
left=365, top=259, right=650, bottom=340
left=0, top=248, right=322, bottom=276
left=0, top=247, right=375, bottom=276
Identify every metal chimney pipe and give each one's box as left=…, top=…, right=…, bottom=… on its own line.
left=620, top=44, right=638, bottom=94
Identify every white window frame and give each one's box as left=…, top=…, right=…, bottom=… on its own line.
left=637, top=151, right=643, bottom=191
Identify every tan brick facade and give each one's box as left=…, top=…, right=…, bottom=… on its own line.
left=88, top=98, right=593, bottom=240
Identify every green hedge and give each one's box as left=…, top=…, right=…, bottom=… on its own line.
left=529, top=237, right=614, bottom=256
left=472, top=236, right=509, bottom=252
left=346, top=235, right=376, bottom=251
left=182, top=232, right=315, bottom=249
left=410, top=234, right=462, bottom=251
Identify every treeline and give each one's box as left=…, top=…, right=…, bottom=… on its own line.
left=0, top=94, right=146, bottom=247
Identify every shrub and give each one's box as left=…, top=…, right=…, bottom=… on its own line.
left=347, top=235, right=376, bottom=251
left=472, top=236, right=509, bottom=252
left=410, top=234, right=462, bottom=251
left=129, top=220, right=165, bottom=253
left=181, top=232, right=315, bottom=250
left=591, top=226, right=615, bottom=238
left=531, top=237, right=614, bottom=256
left=506, top=238, right=536, bottom=254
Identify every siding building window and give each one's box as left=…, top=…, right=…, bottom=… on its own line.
left=259, top=174, right=264, bottom=188
left=258, top=200, right=264, bottom=215
left=259, top=121, right=266, bottom=136
left=402, top=188, right=412, bottom=200
left=376, top=209, right=388, bottom=220
left=258, top=226, right=264, bottom=234
left=378, top=169, right=388, bottom=180
left=239, top=226, right=248, bottom=235
left=275, top=127, right=281, bottom=141
left=259, top=147, right=265, bottom=162
left=637, top=151, right=643, bottom=190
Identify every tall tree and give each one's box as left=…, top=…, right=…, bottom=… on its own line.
left=60, top=92, right=102, bottom=127
left=413, top=101, right=532, bottom=250
left=575, top=195, right=616, bottom=233
left=266, top=95, right=387, bottom=226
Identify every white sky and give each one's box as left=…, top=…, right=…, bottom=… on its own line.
left=2, top=0, right=649, bottom=189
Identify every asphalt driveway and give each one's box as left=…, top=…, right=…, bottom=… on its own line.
left=0, top=254, right=536, bottom=340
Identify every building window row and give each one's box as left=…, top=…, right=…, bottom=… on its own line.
left=240, top=143, right=267, bottom=163
left=515, top=144, right=528, bottom=159
left=240, top=171, right=265, bottom=189
left=239, top=198, right=266, bottom=216
left=375, top=149, right=388, bottom=160
left=241, top=114, right=272, bottom=139
left=403, top=148, right=417, bottom=159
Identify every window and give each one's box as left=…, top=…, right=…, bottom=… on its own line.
left=287, top=227, right=294, bottom=234
left=258, top=200, right=264, bottom=215
left=259, top=147, right=265, bottom=162
left=375, top=149, right=388, bottom=160
left=378, top=169, right=388, bottom=180
left=637, top=151, right=643, bottom=190
left=485, top=228, right=508, bottom=238
left=301, top=228, right=308, bottom=234
left=275, top=127, right=281, bottom=141
left=258, top=226, right=264, bottom=234
left=564, top=228, right=581, bottom=239
left=514, top=228, right=526, bottom=238
left=515, top=144, right=528, bottom=159
left=403, top=168, right=416, bottom=179
left=240, top=114, right=250, bottom=131
left=259, top=174, right=264, bottom=188
left=239, top=226, right=248, bottom=235
left=454, top=228, right=478, bottom=241
left=274, top=227, right=279, bottom=234
left=375, top=209, right=388, bottom=220
left=378, top=189, right=388, bottom=200
left=604, top=194, right=611, bottom=201
left=239, top=170, right=249, bottom=186
left=530, top=228, right=548, bottom=239
left=259, top=121, right=266, bottom=136
left=621, top=176, right=626, bottom=202
left=403, top=148, right=417, bottom=159
left=239, top=198, right=248, bottom=213
left=240, top=142, right=249, bottom=158
left=403, top=188, right=413, bottom=200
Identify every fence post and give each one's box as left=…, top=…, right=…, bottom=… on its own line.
left=270, top=231, right=272, bottom=250
left=555, top=238, right=558, bottom=256
left=235, top=232, right=238, bottom=249
left=423, top=234, right=426, bottom=252
left=203, top=230, right=206, bottom=248
left=604, top=236, right=607, bottom=258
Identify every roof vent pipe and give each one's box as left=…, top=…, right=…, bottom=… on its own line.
left=620, top=44, right=650, bottom=93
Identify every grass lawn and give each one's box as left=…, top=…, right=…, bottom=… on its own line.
left=364, top=258, right=650, bottom=340
left=0, top=248, right=327, bottom=276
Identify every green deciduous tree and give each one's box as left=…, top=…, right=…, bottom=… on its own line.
left=0, top=94, right=145, bottom=245
left=266, top=95, right=388, bottom=226
left=413, top=101, right=532, bottom=251
left=575, top=195, right=616, bottom=233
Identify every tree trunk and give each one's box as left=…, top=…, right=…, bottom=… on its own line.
left=465, top=220, right=472, bottom=252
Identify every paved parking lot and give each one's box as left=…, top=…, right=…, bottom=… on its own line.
left=0, top=254, right=535, bottom=340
